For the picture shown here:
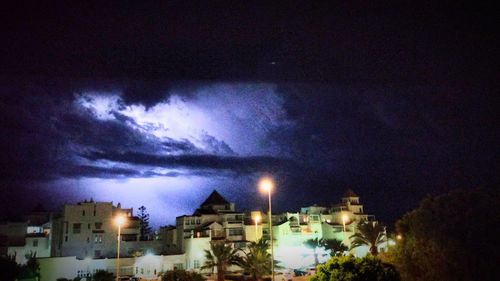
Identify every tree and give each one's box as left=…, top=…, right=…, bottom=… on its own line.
left=17, top=255, right=40, bottom=280
left=304, top=238, right=323, bottom=266
left=311, top=255, right=400, bottom=281
left=92, top=270, right=114, bottom=281
left=138, top=205, right=152, bottom=241
left=391, top=188, right=500, bottom=281
left=349, top=221, right=386, bottom=256
left=201, top=240, right=240, bottom=281
left=321, top=239, right=348, bottom=257
left=237, top=239, right=272, bottom=281
left=0, top=256, right=18, bottom=281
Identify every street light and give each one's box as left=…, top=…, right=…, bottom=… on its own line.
left=342, top=214, right=349, bottom=247
left=259, top=177, right=275, bottom=281
left=254, top=214, right=261, bottom=241
left=115, top=215, right=126, bottom=281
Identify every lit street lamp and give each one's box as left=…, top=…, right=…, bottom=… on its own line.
left=115, top=215, right=126, bottom=281
left=342, top=214, right=349, bottom=246
left=259, top=177, right=275, bottom=281
left=254, top=214, right=261, bottom=241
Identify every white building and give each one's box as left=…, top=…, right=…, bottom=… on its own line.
left=52, top=200, right=141, bottom=259
left=3, top=204, right=53, bottom=264
left=159, top=189, right=379, bottom=271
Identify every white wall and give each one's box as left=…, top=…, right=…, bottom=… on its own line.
left=8, top=236, right=51, bottom=264
left=38, top=254, right=185, bottom=281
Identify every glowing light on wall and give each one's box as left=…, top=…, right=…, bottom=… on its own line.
left=274, top=245, right=329, bottom=269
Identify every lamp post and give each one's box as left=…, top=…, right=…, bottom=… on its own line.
left=342, top=214, right=348, bottom=246
left=254, top=214, right=261, bottom=241
left=259, top=178, right=274, bottom=281
left=384, top=227, right=389, bottom=251
left=115, top=215, right=126, bottom=281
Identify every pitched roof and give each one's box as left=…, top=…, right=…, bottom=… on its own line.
left=193, top=208, right=218, bottom=216
left=343, top=189, right=359, bottom=198
left=201, top=190, right=229, bottom=206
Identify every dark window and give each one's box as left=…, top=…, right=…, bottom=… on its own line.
left=82, top=210, right=85, bottom=216
left=228, top=228, right=243, bottom=236
left=73, top=223, right=81, bottom=234
left=87, top=237, right=90, bottom=243
left=65, top=236, right=68, bottom=242
left=95, top=222, right=102, bottom=229
left=88, top=223, right=91, bottom=229
left=32, top=239, right=38, bottom=247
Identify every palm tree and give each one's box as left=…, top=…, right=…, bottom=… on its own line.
left=321, top=239, right=348, bottom=256
left=303, top=237, right=323, bottom=266
left=237, top=239, right=272, bottom=281
left=349, top=221, right=386, bottom=256
left=201, top=240, right=240, bottom=281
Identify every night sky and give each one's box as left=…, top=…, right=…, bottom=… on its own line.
left=1, top=2, right=498, bottom=227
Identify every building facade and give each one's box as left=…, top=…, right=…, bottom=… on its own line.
left=52, top=200, right=141, bottom=259
left=161, top=189, right=378, bottom=270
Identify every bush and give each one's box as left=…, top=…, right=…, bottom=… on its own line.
left=17, top=256, right=40, bottom=280
left=161, top=269, right=204, bottom=281
left=311, top=255, right=400, bottom=281
left=0, top=256, right=19, bottom=281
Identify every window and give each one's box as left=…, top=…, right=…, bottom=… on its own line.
left=65, top=236, right=68, bottom=242
left=94, top=234, right=103, bottom=243
left=228, top=228, right=243, bottom=236
left=73, top=223, right=81, bottom=234
left=88, top=223, right=91, bottom=229
left=87, top=237, right=90, bottom=243
left=95, top=222, right=102, bottom=229
left=174, top=263, right=183, bottom=270
left=32, top=239, right=38, bottom=247
left=193, top=260, right=200, bottom=269
left=82, top=210, right=85, bottom=216
left=94, top=250, right=101, bottom=258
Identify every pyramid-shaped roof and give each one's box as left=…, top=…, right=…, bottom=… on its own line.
left=343, top=189, right=359, bottom=198
left=201, top=190, right=229, bottom=206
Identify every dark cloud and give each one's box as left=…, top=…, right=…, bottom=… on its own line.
left=121, top=80, right=172, bottom=107
left=81, top=150, right=296, bottom=175
left=59, top=165, right=143, bottom=178
left=161, top=138, right=201, bottom=154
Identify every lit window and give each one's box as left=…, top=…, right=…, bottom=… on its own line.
left=94, top=234, right=103, bottom=243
